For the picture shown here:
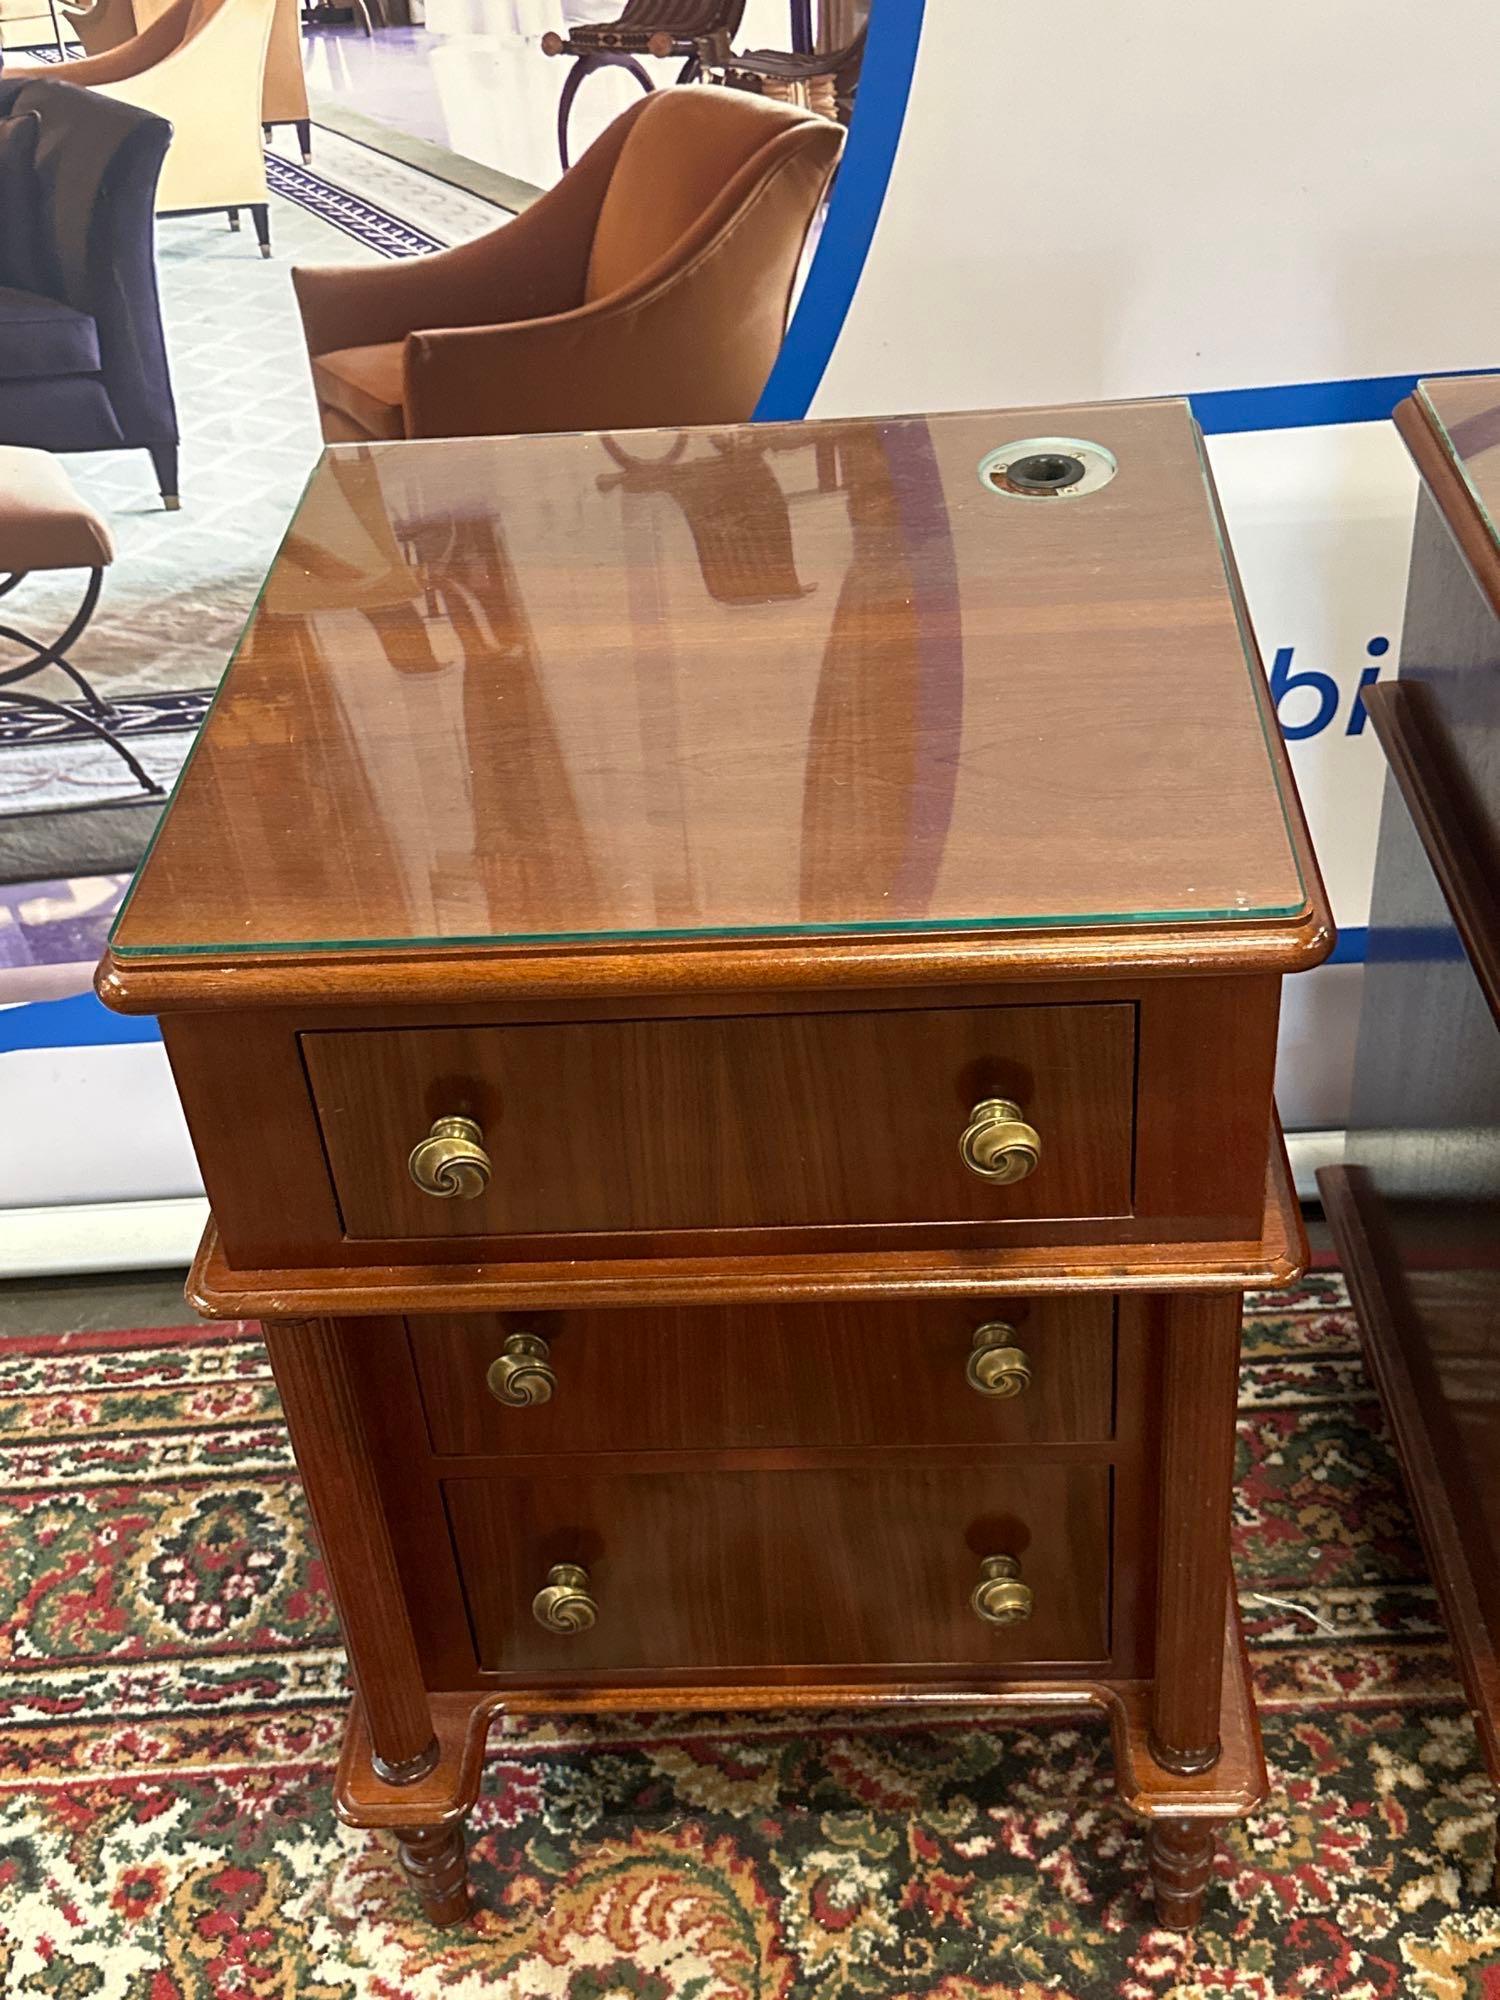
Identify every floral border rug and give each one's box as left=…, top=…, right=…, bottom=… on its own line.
left=2, top=1274, right=1497, bottom=1998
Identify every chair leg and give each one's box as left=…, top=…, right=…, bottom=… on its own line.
left=0, top=566, right=163, bottom=799
left=149, top=444, right=180, bottom=512
left=263, top=122, right=273, bottom=142
left=557, top=51, right=652, bottom=172
left=556, top=55, right=594, bottom=173
left=0, top=568, right=108, bottom=711
left=297, top=117, right=312, bottom=163
left=227, top=207, right=241, bottom=231
left=250, top=204, right=271, bottom=258
left=0, top=689, right=163, bottom=798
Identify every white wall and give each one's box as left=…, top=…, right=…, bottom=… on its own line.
left=810, top=0, right=1499, bottom=1128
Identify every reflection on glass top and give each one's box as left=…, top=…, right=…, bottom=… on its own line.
left=1418, top=377, right=1500, bottom=545
left=110, top=404, right=1307, bottom=960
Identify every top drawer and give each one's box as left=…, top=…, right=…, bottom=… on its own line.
left=303, top=1003, right=1134, bottom=1243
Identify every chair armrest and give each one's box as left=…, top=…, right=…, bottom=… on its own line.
left=87, top=0, right=270, bottom=115
left=402, top=122, right=843, bottom=439
left=292, top=97, right=651, bottom=360
left=6, top=0, right=192, bottom=85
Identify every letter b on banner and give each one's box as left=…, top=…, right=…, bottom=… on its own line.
left=1269, top=645, right=1338, bottom=740
left=1269, top=639, right=1388, bottom=740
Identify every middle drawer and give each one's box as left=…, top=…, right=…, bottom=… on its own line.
left=408, top=1295, right=1116, bottom=1456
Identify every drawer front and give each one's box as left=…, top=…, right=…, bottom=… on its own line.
left=303, top=1003, right=1135, bottom=1242
left=411, top=1296, right=1116, bottom=1456
left=444, top=1462, right=1111, bottom=1675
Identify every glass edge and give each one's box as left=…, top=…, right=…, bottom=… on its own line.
left=1416, top=381, right=1500, bottom=550
left=112, top=413, right=1311, bottom=968
left=1188, top=416, right=1310, bottom=909
left=106, top=453, right=330, bottom=955
left=108, top=895, right=1314, bottom=962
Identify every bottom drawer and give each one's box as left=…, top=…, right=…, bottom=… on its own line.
left=445, top=1462, right=1111, bottom=1677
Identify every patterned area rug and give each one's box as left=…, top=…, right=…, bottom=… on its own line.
left=2, top=1273, right=1497, bottom=1997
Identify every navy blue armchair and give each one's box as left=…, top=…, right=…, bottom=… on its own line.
left=0, top=78, right=180, bottom=507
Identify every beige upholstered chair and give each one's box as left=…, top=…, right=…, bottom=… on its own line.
left=8, top=0, right=280, bottom=249
left=294, top=88, right=844, bottom=445
left=62, top=0, right=308, bottom=155
left=0, top=0, right=71, bottom=55
left=56, top=0, right=134, bottom=46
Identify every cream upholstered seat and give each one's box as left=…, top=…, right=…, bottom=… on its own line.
left=294, top=88, right=844, bottom=446
left=62, top=0, right=310, bottom=159
left=0, top=445, right=113, bottom=572
left=7, top=0, right=279, bottom=250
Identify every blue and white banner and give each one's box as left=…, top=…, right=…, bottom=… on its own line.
left=767, top=0, right=1498, bottom=1128
left=4, top=0, right=1490, bottom=1227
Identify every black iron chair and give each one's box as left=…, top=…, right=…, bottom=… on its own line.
left=718, top=21, right=867, bottom=125
left=0, top=447, right=162, bottom=797
left=541, top=1, right=746, bottom=167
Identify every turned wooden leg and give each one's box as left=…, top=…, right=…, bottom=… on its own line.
left=1148, top=1817, right=1216, bottom=1930
left=395, top=1821, right=470, bottom=1926
left=1150, top=1290, right=1242, bottom=1774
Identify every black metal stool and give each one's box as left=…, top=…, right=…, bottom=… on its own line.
left=541, top=1, right=746, bottom=168
left=0, top=448, right=163, bottom=798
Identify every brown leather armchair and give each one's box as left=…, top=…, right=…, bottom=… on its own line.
left=292, top=88, right=844, bottom=446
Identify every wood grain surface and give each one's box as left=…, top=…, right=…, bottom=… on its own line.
left=186, top=1117, right=1305, bottom=1316
left=108, top=404, right=1308, bottom=968
left=1327, top=404, right=1500, bottom=1812
left=333, top=1587, right=1265, bottom=1826
left=162, top=974, right=1277, bottom=1274
left=303, top=1002, right=1135, bottom=1239
left=443, top=1458, right=1112, bottom=1675
left=407, top=1294, right=1117, bottom=1457
left=1321, top=1166, right=1500, bottom=1786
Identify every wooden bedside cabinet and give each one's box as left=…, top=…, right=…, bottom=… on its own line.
left=98, top=404, right=1331, bottom=1932
left=1321, top=377, right=1500, bottom=1882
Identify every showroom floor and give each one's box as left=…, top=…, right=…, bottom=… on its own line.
left=303, top=0, right=808, bottom=190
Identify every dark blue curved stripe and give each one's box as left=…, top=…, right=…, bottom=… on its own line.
left=0, top=990, right=160, bottom=1054
left=1193, top=367, right=1499, bottom=435
left=754, top=0, right=926, bottom=420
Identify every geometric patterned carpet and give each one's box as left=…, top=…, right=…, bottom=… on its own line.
left=3, top=1272, right=1499, bottom=1996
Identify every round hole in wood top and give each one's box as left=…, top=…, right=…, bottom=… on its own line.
left=1005, top=452, right=1086, bottom=492
left=978, top=436, right=1118, bottom=500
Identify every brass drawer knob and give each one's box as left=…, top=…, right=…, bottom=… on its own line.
left=971, top=1554, right=1034, bottom=1626
left=408, top=1115, right=491, bottom=1200
left=532, top=1562, right=597, bottom=1634
left=487, top=1332, right=556, bottom=1406
left=959, top=1097, right=1041, bottom=1183
left=967, top=1324, right=1032, bottom=1398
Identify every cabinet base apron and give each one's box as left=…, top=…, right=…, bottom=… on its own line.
left=334, top=1589, right=1264, bottom=1933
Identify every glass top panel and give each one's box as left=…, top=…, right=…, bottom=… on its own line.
left=1418, top=376, right=1500, bottom=544
left=110, top=404, right=1307, bottom=960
